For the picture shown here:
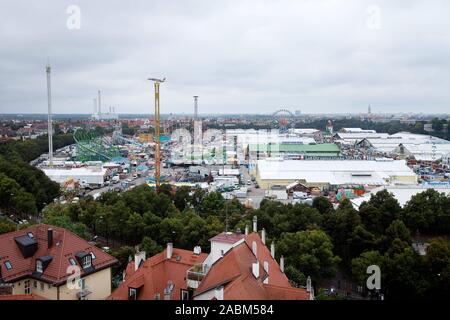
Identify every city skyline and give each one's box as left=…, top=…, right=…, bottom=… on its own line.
left=1, top=1, right=450, bottom=114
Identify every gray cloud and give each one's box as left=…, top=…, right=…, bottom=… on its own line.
left=0, top=0, right=449, bottom=114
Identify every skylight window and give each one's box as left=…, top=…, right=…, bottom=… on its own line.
left=27, top=232, right=34, bottom=238
left=69, top=258, right=77, bottom=266
left=36, top=260, right=43, bottom=273
left=4, top=260, right=12, bottom=270
left=90, top=251, right=96, bottom=260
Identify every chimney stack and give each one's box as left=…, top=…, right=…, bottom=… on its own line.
left=261, top=228, right=266, bottom=245
left=252, top=261, right=260, bottom=278
left=280, top=256, right=285, bottom=273
left=193, top=246, right=201, bottom=255
left=47, top=228, right=53, bottom=248
left=271, top=241, right=275, bottom=259
left=214, top=286, right=224, bottom=300
left=245, top=225, right=249, bottom=235
left=166, top=243, right=173, bottom=259
left=134, top=251, right=146, bottom=271
left=252, top=241, right=257, bottom=257
left=263, top=261, right=269, bottom=284
left=307, top=276, right=312, bottom=292
left=253, top=215, right=257, bottom=233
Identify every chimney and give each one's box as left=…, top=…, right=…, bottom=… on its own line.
left=261, top=228, right=266, bottom=245
left=253, top=215, right=257, bottom=233
left=214, top=286, right=224, bottom=300
left=280, top=255, right=285, bottom=273
left=270, top=241, right=275, bottom=259
left=245, top=225, right=249, bottom=235
left=252, top=261, right=260, bottom=278
left=252, top=241, right=257, bottom=257
left=134, top=251, right=146, bottom=271
left=193, top=246, right=201, bottom=255
left=47, top=228, right=53, bottom=248
left=263, top=261, right=269, bottom=284
left=166, top=243, right=173, bottom=259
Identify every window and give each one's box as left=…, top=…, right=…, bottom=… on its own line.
left=90, top=251, right=96, bottom=260
left=69, top=258, right=77, bottom=266
left=27, top=232, right=34, bottom=238
left=154, top=293, right=160, bottom=300
left=181, top=290, right=190, bottom=300
left=33, top=280, right=37, bottom=288
left=4, top=260, right=12, bottom=270
left=36, top=260, right=43, bottom=273
left=40, top=283, right=44, bottom=291
left=24, top=280, right=31, bottom=294
left=82, top=255, right=92, bottom=269
left=129, top=288, right=137, bottom=300
left=220, top=250, right=224, bottom=257
left=79, top=278, right=86, bottom=290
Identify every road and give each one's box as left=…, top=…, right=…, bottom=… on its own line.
left=238, top=165, right=266, bottom=209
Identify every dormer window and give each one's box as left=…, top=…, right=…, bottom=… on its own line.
left=69, top=258, right=77, bottom=266
left=4, top=260, right=12, bottom=270
left=82, top=255, right=92, bottom=269
left=75, top=251, right=94, bottom=270
left=129, top=288, right=137, bottom=300
left=36, top=260, right=43, bottom=273
left=35, top=256, right=53, bottom=274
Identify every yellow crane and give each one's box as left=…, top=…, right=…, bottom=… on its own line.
left=148, top=77, right=166, bottom=190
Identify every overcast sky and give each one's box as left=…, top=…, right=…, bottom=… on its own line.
left=1, top=0, right=449, bottom=115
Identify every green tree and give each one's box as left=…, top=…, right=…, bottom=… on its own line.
left=277, top=230, right=341, bottom=282
left=351, top=250, right=384, bottom=287
left=43, top=213, right=88, bottom=239
left=0, top=219, right=16, bottom=234
left=140, top=236, right=163, bottom=257
left=126, top=212, right=146, bottom=244
left=312, top=196, right=333, bottom=215
left=174, top=186, right=191, bottom=211
left=402, top=189, right=450, bottom=234
left=423, top=238, right=450, bottom=299
left=367, top=190, right=401, bottom=230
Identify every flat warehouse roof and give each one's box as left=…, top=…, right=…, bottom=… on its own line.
left=43, top=168, right=107, bottom=176
left=256, top=159, right=416, bottom=184
left=249, top=143, right=340, bottom=153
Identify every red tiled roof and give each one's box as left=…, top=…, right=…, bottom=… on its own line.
left=0, top=224, right=118, bottom=285
left=108, top=248, right=207, bottom=300
left=209, top=232, right=245, bottom=244
left=194, top=232, right=309, bottom=300
left=0, top=294, right=47, bottom=300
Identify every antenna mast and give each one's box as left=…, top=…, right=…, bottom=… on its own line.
left=46, top=63, right=53, bottom=166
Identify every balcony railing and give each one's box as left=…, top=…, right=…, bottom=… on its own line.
left=187, top=264, right=206, bottom=281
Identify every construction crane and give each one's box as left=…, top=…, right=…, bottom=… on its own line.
left=148, top=77, right=166, bottom=190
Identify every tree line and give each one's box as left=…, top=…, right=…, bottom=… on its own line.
left=0, top=133, right=73, bottom=215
